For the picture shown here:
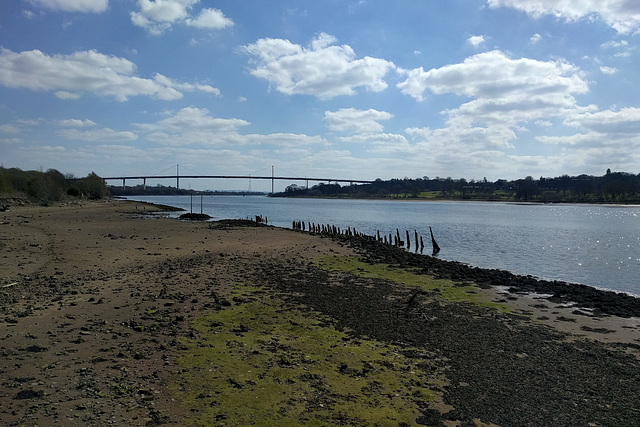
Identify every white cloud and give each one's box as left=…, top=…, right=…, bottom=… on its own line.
left=399, top=50, right=586, bottom=101
left=185, top=8, right=233, bottom=29
left=245, top=133, right=328, bottom=149
left=530, top=33, right=542, bottom=44
left=600, top=66, right=618, bottom=75
left=406, top=124, right=516, bottom=150
left=340, top=133, right=410, bottom=152
left=131, top=0, right=233, bottom=35
left=136, top=107, right=250, bottom=146
left=0, top=124, right=21, bottom=134
left=55, top=91, right=82, bottom=100
left=394, top=50, right=604, bottom=177
left=57, top=127, right=138, bottom=142
left=242, top=33, right=396, bottom=99
left=487, top=0, right=640, bottom=34
left=467, top=35, right=485, bottom=47
left=0, top=48, right=219, bottom=101
left=27, top=0, right=108, bottom=13
left=324, top=108, right=392, bottom=133
left=601, top=39, right=633, bottom=58
left=564, top=108, right=640, bottom=135
left=398, top=50, right=589, bottom=127
left=537, top=109, right=640, bottom=175
left=601, top=39, right=628, bottom=49
left=59, top=119, right=97, bottom=127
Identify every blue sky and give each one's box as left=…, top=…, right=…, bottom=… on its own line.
left=2, top=0, right=640, bottom=191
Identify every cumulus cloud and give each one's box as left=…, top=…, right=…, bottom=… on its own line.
left=398, top=50, right=589, bottom=127
left=600, top=66, right=618, bottom=75
left=487, top=0, right=640, bottom=34
left=27, top=0, right=108, bottom=13
left=0, top=48, right=219, bottom=101
left=564, top=108, right=640, bottom=135
left=393, top=50, right=604, bottom=177
left=185, top=8, right=234, bottom=29
left=467, top=35, right=485, bottom=47
left=131, top=0, right=233, bottom=35
left=135, top=107, right=250, bottom=146
left=324, top=108, right=392, bottom=134
left=242, top=33, right=396, bottom=99
left=536, top=108, right=640, bottom=173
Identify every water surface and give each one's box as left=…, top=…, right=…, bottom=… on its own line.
left=126, top=195, right=640, bottom=295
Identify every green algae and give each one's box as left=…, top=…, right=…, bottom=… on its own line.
left=173, top=286, right=446, bottom=426
left=314, top=256, right=509, bottom=313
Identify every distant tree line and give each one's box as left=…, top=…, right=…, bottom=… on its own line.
left=0, top=167, right=110, bottom=204
left=108, top=184, right=265, bottom=196
left=274, top=169, right=640, bottom=204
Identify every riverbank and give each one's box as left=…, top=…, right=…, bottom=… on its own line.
left=1, top=200, right=639, bottom=426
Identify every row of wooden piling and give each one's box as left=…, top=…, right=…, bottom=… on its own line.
left=292, top=220, right=440, bottom=254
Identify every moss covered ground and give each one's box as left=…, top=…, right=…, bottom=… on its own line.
left=314, top=255, right=509, bottom=313
left=173, top=285, right=446, bottom=426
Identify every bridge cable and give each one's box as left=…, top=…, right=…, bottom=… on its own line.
left=274, top=166, right=301, bottom=178
left=178, top=165, right=206, bottom=176
left=150, top=165, right=176, bottom=176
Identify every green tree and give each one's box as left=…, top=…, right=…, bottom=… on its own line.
left=76, top=172, right=110, bottom=199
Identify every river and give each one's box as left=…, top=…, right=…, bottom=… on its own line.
left=125, top=195, right=640, bottom=296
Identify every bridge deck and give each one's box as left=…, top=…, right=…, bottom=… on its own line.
left=102, top=175, right=375, bottom=184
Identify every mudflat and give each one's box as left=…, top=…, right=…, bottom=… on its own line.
left=1, top=199, right=639, bottom=426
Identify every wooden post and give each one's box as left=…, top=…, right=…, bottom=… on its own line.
left=430, top=226, right=440, bottom=254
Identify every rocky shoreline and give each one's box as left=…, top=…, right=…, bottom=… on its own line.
left=1, top=200, right=639, bottom=426
left=335, top=232, right=640, bottom=319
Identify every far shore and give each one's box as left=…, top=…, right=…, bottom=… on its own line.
left=1, top=199, right=640, bottom=426
left=114, top=191, right=640, bottom=207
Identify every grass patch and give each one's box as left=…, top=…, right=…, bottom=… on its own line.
left=314, top=256, right=509, bottom=313
left=172, top=286, right=446, bottom=426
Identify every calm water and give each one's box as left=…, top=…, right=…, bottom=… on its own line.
left=126, top=195, right=640, bottom=295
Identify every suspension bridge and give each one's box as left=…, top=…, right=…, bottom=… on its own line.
left=101, top=165, right=375, bottom=193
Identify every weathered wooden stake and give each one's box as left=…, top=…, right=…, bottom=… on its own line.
left=430, top=226, right=440, bottom=254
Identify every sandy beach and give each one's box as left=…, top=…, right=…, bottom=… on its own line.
left=1, top=199, right=640, bottom=426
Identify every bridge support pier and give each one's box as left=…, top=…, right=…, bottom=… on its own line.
left=122, top=178, right=125, bottom=191
left=143, top=178, right=146, bottom=190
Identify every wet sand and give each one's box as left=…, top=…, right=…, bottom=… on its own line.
left=1, top=200, right=639, bottom=426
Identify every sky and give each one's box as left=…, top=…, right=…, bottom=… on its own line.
left=2, top=0, right=640, bottom=192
